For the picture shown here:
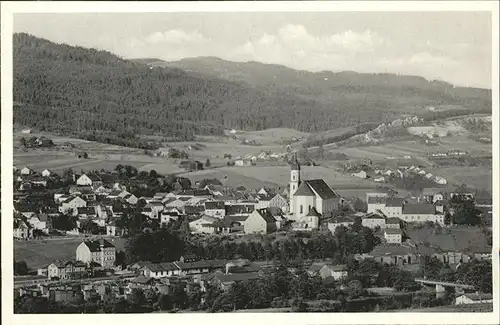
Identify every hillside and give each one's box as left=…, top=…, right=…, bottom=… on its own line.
left=160, top=57, right=492, bottom=114
left=14, top=34, right=492, bottom=143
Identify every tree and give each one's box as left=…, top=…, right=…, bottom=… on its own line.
left=19, top=137, right=26, bottom=147
left=205, top=158, right=211, bottom=167
left=115, top=251, right=127, bottom=268
left=346, top=280, right=364, bottom=299
left=128, top=288, right=145, bottom=306
left=419, top=256, right=444, bottom=280
left=14, top=260, right=29, bottom=275
left=352, top=198, right=368, bottom=212
left=451, top=197, right=481, bottom=225
left=393, top=270, right=419, bottom=292
left=456, top=260, right=492, bottom=293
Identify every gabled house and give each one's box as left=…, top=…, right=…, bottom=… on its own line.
left=318, top=264, right=348, bottom=280
left=47, top=260, right=87, bottom=280
left=41, top=169, right=52, bottom=177
left=28, top=213, right=52, bottom=234
left=204, top=201, right=226, bottom=218
left=14, top=218, right=33, bottom=239
left=244, top=208, right=277, bottom=234
left=21, top=166, right=33, bottom=175
left=384, top=228, right=402, bottom=244
left=76, top=239, right=116, bottom=268
left=189, top=215, right=218, bottom=234
left=59, top=196, right=87, bottom=214
left=361, top=213, right=386, bottom=229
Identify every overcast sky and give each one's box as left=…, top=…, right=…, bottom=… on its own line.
left=14, top=12, right=492, bottom=88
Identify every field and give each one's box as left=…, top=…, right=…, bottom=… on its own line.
left=178, top=165, right=403, bottom=198
left=426, top=166, right=492, bottom=192
left=407, top=226, right=490, bottom=252
left=14, top=237, right=127, bottom=269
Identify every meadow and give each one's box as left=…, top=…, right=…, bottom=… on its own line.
left=407, top=226, right=490, bottom=252
left=14, top=237, right=127, bottom=269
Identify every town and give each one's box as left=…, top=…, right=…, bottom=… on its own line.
left=13, top=156, right=493, bottom=313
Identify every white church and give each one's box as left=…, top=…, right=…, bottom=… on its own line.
left=288, top=157, right=344, bottom=230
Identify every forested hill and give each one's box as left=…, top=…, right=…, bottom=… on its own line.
left=14, top=34, right=491, bottom=141
left=161, top=57, right=492, bottom=113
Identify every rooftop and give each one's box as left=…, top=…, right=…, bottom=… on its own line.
left=402, top=203, right=436, bottom=215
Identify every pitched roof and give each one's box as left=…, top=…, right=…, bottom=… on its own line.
left=214, top=272, right=261, bottom=283
left=143, top=262, right=178, bottom=272
left=323, top=264, right=348, bottom=272
left=386, top=217, right=401, bottom=224
left=293, top=182, right=315, bottom=197
left=255, top=208, right=278, bottom=224
left=386, top=198, right=405, bottom=207
left=205, top=201, right=225, bottom=210
left=305, top=179, right=340, bottom=200
left=83, top=239, right=115, bottom=252
left=363, top=213, right=385, bottom=220
left=369, top=244, right=417, bottom=256
left=402, top=203, right=436, bottom=215
left=462, top=293, right=493, bottom=301
left=384, top=228, right=402, bottom=235
left=368, top=196, right=387, bottom=204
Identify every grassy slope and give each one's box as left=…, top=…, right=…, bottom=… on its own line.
left=14, top=237, right=127, bottom=269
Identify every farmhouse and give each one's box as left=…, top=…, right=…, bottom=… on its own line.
left=41, top=169, right=52, bottom=177
left=76, top=174, right=102, bottom=187
left=421, top=188, right=445, bottom=203
left=76, top=239, right=116, bottom=268
left=268, top=193, right=289, bottom=213
left=47, top=260, right=87, bottom=280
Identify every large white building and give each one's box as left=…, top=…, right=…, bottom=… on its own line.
left=288, top=158, right=343, bottom=227
left=76, top=239, right=116, bottom=268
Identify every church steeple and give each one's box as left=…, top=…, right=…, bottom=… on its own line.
left=289, top=153, right=301, bottom=215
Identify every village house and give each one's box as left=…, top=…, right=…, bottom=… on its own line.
left=47, top=260, right=87, bottom=280
left=421, top=188, right=445, bottom=203
left=204, top=201, right=226, bottom=218
left=401, top=203, right=444, bottom=225
left=362, top=213, right=386, bottom=229
left=385, top=217, right=401, bottom=229
left=76, top=239, right=116, bottom=268
left=434, top=176, right=448, bottom=185
left=449, top=186, right=475, bottom=200
left=76, top=174, right=99, bottom=186
left=145, top=201, right=165, bottom=219
left=327, top=215, right=355, bottom=233
left=244, top=208, right=278, bottom=234
left=367, top=195, right=387, bottom=214
left=384, top=228, right=403, bottom=244
left=351, top=170, right=367, bottom=179
left=455, top=293, right=493, bottom=305
left=268, top=193, right=289, bottom=213
left=41, top=169, right=52, bottom=177
left=20, top=166, right=33, bottom=175
left=318, top=264, right=348, bottom=281
left=106, top=220, right=123, bottom=237
left=13, top=218, right=33, bottom=239
left=382, top=198, right=405, bottom=217
left=60, top=196, right=87, bottom=214
left=255, top=194, right=273, bottom=210
left=28, top=213, right=52, bottom=234
left=140, top=262, right=180, bottom=278
left=189, top=215, right=218, bottom=234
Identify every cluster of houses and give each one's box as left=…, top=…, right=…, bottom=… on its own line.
left=231, top=151, right=287, bottom=167
left=350, top=165, right=448, bottom=185
left=428, top=150, right=468, bottom=159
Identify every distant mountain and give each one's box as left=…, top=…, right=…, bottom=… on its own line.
left=13, top=33, right=491, bottom=145
left=160, top=56, right=491, bottom=112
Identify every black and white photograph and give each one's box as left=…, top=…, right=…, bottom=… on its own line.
left=1, top=1, right=498, bottom=321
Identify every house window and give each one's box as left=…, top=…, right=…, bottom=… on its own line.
left=292, top=175, right=296, bottom=181
left=300, top=205, right=303, bottom=214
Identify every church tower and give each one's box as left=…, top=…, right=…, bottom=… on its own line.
left=289, top=155, right=300, bottom=215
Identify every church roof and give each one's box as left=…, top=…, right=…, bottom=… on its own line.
left=293, top=182, right=315, bottom=197
left=304, top=179, right=340, bottom=200
left=290, top=155, right=300, bottom=171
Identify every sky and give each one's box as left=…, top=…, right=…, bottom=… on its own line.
left=14, top=12, right=493, bottom=88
